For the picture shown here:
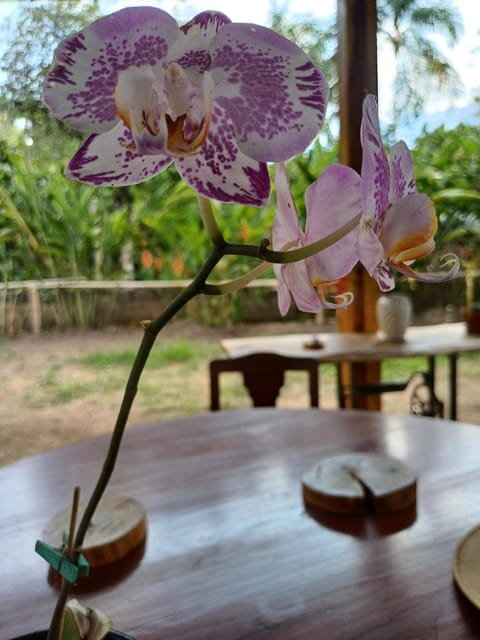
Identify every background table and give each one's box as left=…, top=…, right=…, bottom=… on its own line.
left=222, top=322, right=480, bottom=419
left=2, top=408, right=480, bottom=639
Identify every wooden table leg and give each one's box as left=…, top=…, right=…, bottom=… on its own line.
left=448, top=353, right=458, bottom=420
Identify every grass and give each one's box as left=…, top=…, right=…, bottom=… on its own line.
left=382, top=353, right=480, bottom=380
left=76, top=338, right=219, bottom=369
left=24, top=363, right=126, bottom=407
left=21, top=338, right=480, bottom=418
left=23, top=338, right=223, bottom=414
left=5, top=327, right=479, bottom=468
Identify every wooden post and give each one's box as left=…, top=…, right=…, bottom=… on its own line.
left=337, top=0, right=381, bottom=409
left=27, top=284, right=42, bottom=335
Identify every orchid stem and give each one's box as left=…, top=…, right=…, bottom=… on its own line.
left=197, top=196, right=225, bottom=247
left=46, top=245, right=224, bottom=640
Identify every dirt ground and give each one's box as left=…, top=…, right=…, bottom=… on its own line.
left=1, top=318, right=479, bottom=467
left=0, top=318, right=325, bottom=465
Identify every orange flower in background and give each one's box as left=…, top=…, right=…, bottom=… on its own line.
left=335, top=275, right=350, bottom=295
left=240, top=223, right=251, bottom=243
left=172, top=256, right=184, bottom=277
left=141, top=250, right=153, bottom=269
left=153, top=257, right=163, bottom=273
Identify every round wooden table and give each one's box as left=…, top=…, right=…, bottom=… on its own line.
left=2, top=408, right=480, bottom=638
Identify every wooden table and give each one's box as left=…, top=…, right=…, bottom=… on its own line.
left=222, top=322, right=480, bottom=419
left=2, top=409, right=480, bottom=639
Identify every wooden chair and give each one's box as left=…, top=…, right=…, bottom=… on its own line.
left=209, top=352, right=319, bottom=410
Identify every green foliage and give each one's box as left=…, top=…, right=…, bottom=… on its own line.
left=411, top=122, right=480, bottom=307
left=412, top=123, right=480, bottom=259
left=0, top=137, right=132, bottom=327
left=0, top=140, right=129, bottom=282
left=0, top=0, right=99, bottom=130
left=128, top=166, right=275, bottom=282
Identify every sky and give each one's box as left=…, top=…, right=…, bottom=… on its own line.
left=0, top=0, right=478, bottom=138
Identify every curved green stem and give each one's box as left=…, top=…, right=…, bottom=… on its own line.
left=216, top=212, right=361, bottom=264
left=46, top=246, right=224, bottom=640
left=259, top=212, right=361, bottom=263
left=200, top=213, right=362, bottom=299
left=203, top=262, right=272, bottom=295
left=197, top=196, right=225, bottom=247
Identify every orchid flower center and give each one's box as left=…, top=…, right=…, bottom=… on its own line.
left=114, top=62, right=214, bottom=157
left=164, top=62, right=215, bottom=156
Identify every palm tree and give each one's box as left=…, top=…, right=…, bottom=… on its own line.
left=377, top=0, right=464, bottom=124
left=269, top=1, right=464, bottom=134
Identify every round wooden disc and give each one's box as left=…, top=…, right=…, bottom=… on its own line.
left=302, top=453, right=416, bottom=515
left=303, top=338, right=324, bottom=350
left=43, top=495, right=147, bottom=567
left=453, top=524, right=480, bottom=609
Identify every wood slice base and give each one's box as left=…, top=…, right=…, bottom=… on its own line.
left=302, top=453, right=416, bottom=515
left=42, top=495, right=147, bottom=590
left=453, top=524, right=480, bottom=610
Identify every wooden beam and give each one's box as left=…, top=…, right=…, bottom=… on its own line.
left=337, top=0, right=381, bottom=409
left=337, top=0, right=378, bottom=173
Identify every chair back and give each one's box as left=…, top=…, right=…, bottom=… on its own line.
left=209, top=352, right=319, bottom=410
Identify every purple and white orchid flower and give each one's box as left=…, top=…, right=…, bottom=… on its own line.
left=357, top=94, right=459, bottom=290
left=43, top=7, right=328, bottom=206
left=272, top=163, right=360, bottom=315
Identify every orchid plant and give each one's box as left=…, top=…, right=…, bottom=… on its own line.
left=37, top=6, right=459, bottom=640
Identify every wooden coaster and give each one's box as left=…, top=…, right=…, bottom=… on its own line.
left=43, top=495, right=147, bottom=567
left=303, top=337, right=324, bottom=350
left=302, top=453, right=416, bottom=515
left=453, top=524, right=480, bottom=609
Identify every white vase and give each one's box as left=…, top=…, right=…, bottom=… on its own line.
left=376, top=294, right=412, bottom=342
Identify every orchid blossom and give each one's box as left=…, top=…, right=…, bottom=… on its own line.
left=272, top=163, right=361, bottom=315
left=357, top=94, right=459, bottom=291
left=43, top=7, right=328, bottom=207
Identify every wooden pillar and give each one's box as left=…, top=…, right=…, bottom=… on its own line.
left=337, top=0, right=381, bottom=409
left=27, top=284, right=42, bottom=335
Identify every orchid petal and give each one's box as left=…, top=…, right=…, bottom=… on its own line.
left=381, top=195, right=437, bottom=263
left=163, top=65, right=215, bottom=156
left=304, top=164, right=361, bottom=281
left=358, top=94, right=460, bottom=292
left=174, top=11, right=231, bottom=66
left=357, top=223, right=385, bottom=277
left=393, top=254, right=461, bottom=283
left=274, top=262, right=292, bottom=316
left=272, top=164, right=303, bottom=251
left=373, top=260, right=396, bottom=292
left=44, top=7, right=179, bottom=134
left=176, top=104, right=269, bottom=206
left=272, top=164, right=306, bottom=315
left=280, top=262, right=324, bottom=314
left=114, top=65, right=168, bottom=155
left=360, top=94, right=390, bottom=228
left=210, top=24, right=327, bottom=162
left=317, top=289, right=355, bottom=309
left=272, top=164, right=357, bottom=315
left=390, top=141, right=417, bottom=199
left=67, top=123, right=172, bottom=186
